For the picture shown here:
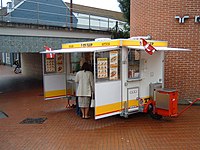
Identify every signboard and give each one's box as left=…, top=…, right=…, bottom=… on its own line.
left=97, top=58, right=108, bottom=78
left=109, top=51, right=118, bottom=80
left=62, top=40, right=168, bottom=49
left=56, top=54, right=64, bottom=73
left=45, top=53, right=64, bottom=73
left=45, top=58, right=55, bottom=73
left=128, top=87, right=139, bottom=101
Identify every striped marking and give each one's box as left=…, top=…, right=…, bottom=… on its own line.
left=45, top=89, right=66, bottom=99
left=95, top=99, right=139, bottom=116
left=95, top=101, right=122, bottom=116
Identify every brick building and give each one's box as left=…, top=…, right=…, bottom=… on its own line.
left=130, top=0, right=200, bottom=102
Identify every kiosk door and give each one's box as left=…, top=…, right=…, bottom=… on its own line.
left=95, top=81, right=121, bottom=119
left=43, top=74, right=66, bottom=100
left=42, top=54, right=66, bottom=100
left=121, top=47, right=140, bottom=117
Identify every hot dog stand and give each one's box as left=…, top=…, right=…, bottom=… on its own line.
left=41, top=38, right=198, bottom=120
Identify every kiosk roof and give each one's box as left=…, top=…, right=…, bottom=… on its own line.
left=41, top=39, right=190, bottom=53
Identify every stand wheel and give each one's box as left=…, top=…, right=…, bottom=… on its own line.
left=148, top=104, right=162, bottom=120
left=124, top=113, right=128, bottom=118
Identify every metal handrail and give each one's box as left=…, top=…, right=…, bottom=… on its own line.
left=172, top=98, right=200, bottom=117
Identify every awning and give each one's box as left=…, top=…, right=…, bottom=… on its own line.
left=127, top=46, right=191, bottom=51
left=40, top=46, right=120, bottom=53
left=41, top=45, right=191, bottom=54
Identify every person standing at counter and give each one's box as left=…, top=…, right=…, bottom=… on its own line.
left=75, top=62, right=94, bottom=119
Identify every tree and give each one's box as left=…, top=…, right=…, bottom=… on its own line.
left=111, top=22, right=130, bottom=39
left=118, top=0, right=130, bottom=25
left=111, top=0, right=130, bottom=39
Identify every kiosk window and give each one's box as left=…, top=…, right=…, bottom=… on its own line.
left=95, top=50, right=120, bottom=82
left=128, top=49, right=140, bottom=79
left=70, top=53, right=82, bottom=73
left=70, top=53, right=93, bottom=73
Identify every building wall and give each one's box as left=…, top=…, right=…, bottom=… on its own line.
left=0, top=35, right=90, bottom=53
left=21, top=53, right=43, bottom=80
left=130, top=0, right=200, bottom=101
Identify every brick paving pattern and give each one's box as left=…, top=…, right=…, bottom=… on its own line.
left=0, top=65, right=200, bottom=150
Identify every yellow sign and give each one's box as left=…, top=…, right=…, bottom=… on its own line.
left=62, top=40, right=120, bottom=49
left=62, top=39, right=168, bottom=49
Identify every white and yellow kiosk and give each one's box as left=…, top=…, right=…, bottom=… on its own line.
left=41, top=37, right=190, bottom=120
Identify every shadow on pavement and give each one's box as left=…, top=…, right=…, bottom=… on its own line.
left=0, top=65, right=43, bottom=93
left=0, top=76, right=43, bottom=93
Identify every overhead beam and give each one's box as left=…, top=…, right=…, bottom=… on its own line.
left=0, top=27, right=111, bottom=39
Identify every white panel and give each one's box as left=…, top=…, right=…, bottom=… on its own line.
left=139, top=51, right=163, bottom=97
left=95, top=112, right=120, bottom=120
left=44, top=74, right=66, bottom=91
left=95, top=81, right=121, bottom=106
left=124, top=51, right=164, bottom=98
left=127, top=46, right=190, bottom=51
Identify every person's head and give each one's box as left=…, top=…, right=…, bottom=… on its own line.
left=81, top=62, right=91, bottom=72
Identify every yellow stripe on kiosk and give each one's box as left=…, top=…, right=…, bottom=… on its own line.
left=62, top=40, right=121, bottom=49
left=45, top=89, right=66, bottom=99
left=122, top=40, right=168, bottom=47
left=95, top=102, right=122, bottom=116
left=95, top=99, right=139, bottom=117
left=62, top=39, right=168, bottom=49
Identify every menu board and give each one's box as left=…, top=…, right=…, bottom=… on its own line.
left=109, top=51, right=118, bottom=80
left=45, top=54, right=64, bottom=73
left=45, top=58, right=56, bottom=73
left=97, top=58, right=108, bottom=78
left=56, top=54, right=64, bottom=73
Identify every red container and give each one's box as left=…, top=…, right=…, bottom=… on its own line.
left=155, top=89, right=178, bottom=117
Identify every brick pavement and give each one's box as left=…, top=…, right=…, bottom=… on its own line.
left=0, top=65, right=200, bottom=150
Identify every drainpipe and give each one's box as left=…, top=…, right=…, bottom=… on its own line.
left=70, top=0, right=73, bottom=30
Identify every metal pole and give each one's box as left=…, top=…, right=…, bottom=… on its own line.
left=89, top=14, right=90, bottom=29
left=37, top=2, right=39, bottom=24
left=116, top=21, right=118, bottom=32
left=70, top=0, right=73, bottom=30
left=1, top=0, right=3, bottom=21
left=108, top=18, right=109, bottom=31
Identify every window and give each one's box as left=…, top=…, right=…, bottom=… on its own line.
left=70, top=53, right=82, bottom=73
left=70, top=52, right=93, bottom=73
left=128, top=49, right=140, bottom=79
